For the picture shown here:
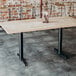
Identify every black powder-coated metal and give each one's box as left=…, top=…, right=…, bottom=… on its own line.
left=54, top=28, right=75, bottom=59
left=17, top=29, right=76, bottom=65
left=19, top=32, right=23, bottom=60
left=58, top=28, right=63, bottom=54
left=17, top=32, right=28, bottom=66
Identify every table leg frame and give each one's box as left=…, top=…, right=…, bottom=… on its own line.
left=17, top=29, right=76, bottom=66
left=17, top=32, right=28, bottom=66
left=54, top=28, right=75, bottom=59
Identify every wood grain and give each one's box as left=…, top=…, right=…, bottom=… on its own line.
left=0, top=17, right=76, bottom=34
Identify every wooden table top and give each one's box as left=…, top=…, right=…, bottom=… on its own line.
left=0, top=17, right=76, bottom=34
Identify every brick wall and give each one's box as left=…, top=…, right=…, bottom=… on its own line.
left=0, top=0, right=76, bottom=22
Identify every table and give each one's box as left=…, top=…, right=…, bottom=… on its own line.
left=0, top=16, right=76, bottom=66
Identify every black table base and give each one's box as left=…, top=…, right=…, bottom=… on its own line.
left=17, top=29, right=76, bottom=66
left=54, top=28, right=76, bottom=59
left=17, top=33, right=28, bottom=66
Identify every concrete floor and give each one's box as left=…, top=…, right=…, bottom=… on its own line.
left=0, top=28, right=76, bottom=76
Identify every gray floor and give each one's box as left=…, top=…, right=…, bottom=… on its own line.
left=0, top=28, right=76, bottom=76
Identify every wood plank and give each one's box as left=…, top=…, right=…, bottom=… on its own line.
left=0, top=17, right=76, bottom=34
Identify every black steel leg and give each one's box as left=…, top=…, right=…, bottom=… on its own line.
left=17, top=32, right=28, bottom=66
left=54, top=28, right=75, bottom=59
left=58, top=28, right=63, bottom=55
left=19, top=32, right=24, bottom=60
